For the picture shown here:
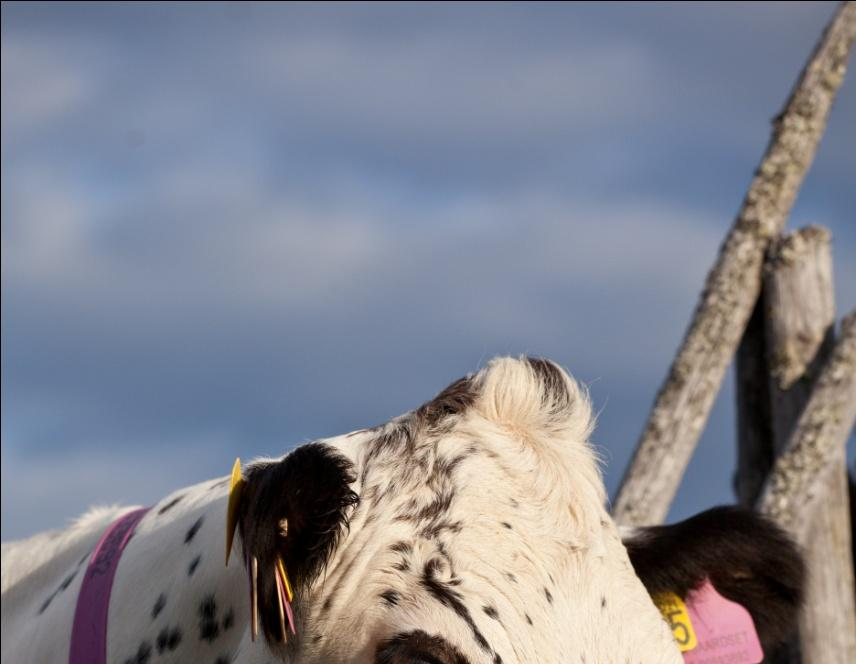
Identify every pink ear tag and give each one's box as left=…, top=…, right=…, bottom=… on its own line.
left=683, top=580, right=763, bottom=664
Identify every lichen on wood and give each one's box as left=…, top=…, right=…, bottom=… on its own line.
left=613, top=1, right=856, bottom=526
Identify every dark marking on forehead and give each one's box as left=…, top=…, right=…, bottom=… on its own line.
left=505, top=572, right=517, bottom=583
left=482, top=605, right=500, bottom=621
left=525, top=613, right=533, bottom=625
left=501, top=522, right=513, bottom=530
left=421, top=560, right=493, bottom=655
left=526, top=357, right=570, bottom=412
left=389, top=541, right=413, bottom=554
left=188, top=554, right=201, bottom=576
left=397, top=487, right=455, bottom=524
left=375, top=630, right=472, bottom=664
left=416, top=375, right=478, bottom=431
left=152, top=593, right=167, bottom=619
left=157, top=495, right=184, bottom=515
left=380, top=590, right=401, bottom=606
left=544, top=587, right=553, bottom=604
left=419, top=519, right=463, bottom=539
left=601, top=596, right=607, bottom=609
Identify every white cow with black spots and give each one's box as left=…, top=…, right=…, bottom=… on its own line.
left=2, top=357, right=803, bottom=663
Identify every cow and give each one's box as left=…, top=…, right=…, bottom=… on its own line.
left=1, top=357, right=803, bottom=663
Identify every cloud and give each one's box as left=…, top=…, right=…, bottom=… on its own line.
left=0, top=34, right=96, bottom=136
left=2, top=0, right=853, bottom=541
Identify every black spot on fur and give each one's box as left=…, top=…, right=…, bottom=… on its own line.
left=505, top=572, right=517, bottom=583
left=624, top=506, right=804, bottom=653
left=37, top=569, right=79, bottom=615
left=37, top=595, right=53, bottom=615
left=188, top=554, right=201, bottom=576
left=123, top=641, right=152, bottom=664
left=392, top=559, right=411, bottom=572
left=421, top=560, right=493, bottom=655
left=213, top=656, right=232, bottom=664
left=525, top=613, right=533, bottom=625
left=222, top=607, right=234, bottom=631
left=152, top=593, right=167, bottom=619
left=157, top=495, right=184, bottom=515
left=419, top=519, right=463, bottom=539
left=501, top=522, right=513, bottom=530
left=493, top=655, right=504, bottom=664
left=59, top=570, right=77, bottom=590
left=526, top=357, right=570, bottom=412
left=380, top=590, right=401, bottom=606
left=601, top=596, right=607, bottom=609
left=376, top=630, right=471, bottom=664
left=415, top=375, right=478, bottom=431
left=389, top=541, right=412, bottom=554
left=198, top=594, right=220, bottom=643
left=156, top=627, right=182, bottom=654
left=184, top=516, right=204, bottom=544
left=544, top=588, right=553, bottom=604
left=482, top=605, right=500, bottom=621
left=236, top=443, right=359, bottom=644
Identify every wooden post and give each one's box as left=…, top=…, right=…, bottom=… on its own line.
left=735, top=295, right=774, bottom=505
left=613, top=1, right=856, bottom=526
left=758, top=309, right=856, bottom=539
left=753, top=228, right=854, bottom=664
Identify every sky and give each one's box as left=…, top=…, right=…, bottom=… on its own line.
left=2, top=1, right=854, bottom=542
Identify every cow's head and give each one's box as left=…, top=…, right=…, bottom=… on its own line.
left=231, top=357, right=803, bottom=662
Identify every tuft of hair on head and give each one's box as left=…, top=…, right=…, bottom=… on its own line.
left=472, top=356, right=595, bottom=447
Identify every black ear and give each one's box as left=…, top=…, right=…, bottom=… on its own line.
left=623, top=506, right=804, bottom=654
left=237, top=442, right=359, bottom=642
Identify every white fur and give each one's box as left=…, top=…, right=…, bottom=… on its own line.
left=1, top=357, right=681, bottom=663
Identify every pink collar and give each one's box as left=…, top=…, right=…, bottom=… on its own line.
left=69, top=507, right=150, bottom=664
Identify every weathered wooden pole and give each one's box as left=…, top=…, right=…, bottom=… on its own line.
left=739, top=228, right=855, bottom=664
left=613, top=1, right=856, bottom=526
left=758, top=308, right=856, bottom=543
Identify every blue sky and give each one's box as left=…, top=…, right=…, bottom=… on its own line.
left=2, top=1, right=854, bottom=541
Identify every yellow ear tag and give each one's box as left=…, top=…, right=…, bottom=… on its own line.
left=277, top=556, right=295, bottom=603
left=652, top=592, right=697, bottom=652
left=225, top=457, right=246, bottom=566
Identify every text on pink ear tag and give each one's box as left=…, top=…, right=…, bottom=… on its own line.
left=683, top=580, right=763, bottom=664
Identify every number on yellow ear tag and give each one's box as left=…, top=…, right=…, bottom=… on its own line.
left=652, top=592, right=697, bottom=652
left=225, top=458, right=245, bottom=566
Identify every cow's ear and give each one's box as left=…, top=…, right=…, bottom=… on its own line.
left=236, top=443, right=359, bottom=642
left=623, top=506, right=804, bottom=654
